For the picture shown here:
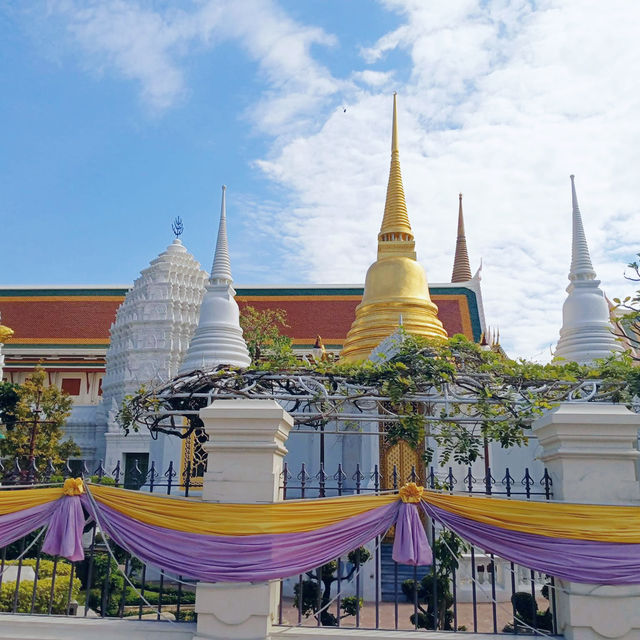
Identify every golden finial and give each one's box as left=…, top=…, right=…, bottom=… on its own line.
left=391, top=92, right=399, bottom=154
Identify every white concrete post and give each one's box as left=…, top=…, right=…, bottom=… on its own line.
left=194, top=399, right=293, bottom=640
left=533, top=403, right=640, bottom=640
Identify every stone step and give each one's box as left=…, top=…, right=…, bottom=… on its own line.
left=379, top=544, right=428, bottom=601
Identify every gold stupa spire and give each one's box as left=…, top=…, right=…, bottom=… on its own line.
left=378, top=92, right=414, bottom=257
left=341, top=94, right=447, bottom=362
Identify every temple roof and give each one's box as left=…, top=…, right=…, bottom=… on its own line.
left=0, top=283, right=483, bottom=366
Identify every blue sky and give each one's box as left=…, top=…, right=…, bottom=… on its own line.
left=0, top=1, right=405, bottom=283
left=1, top=1, right=639, bottom=360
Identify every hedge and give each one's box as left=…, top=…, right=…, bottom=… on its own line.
left=0, top=576, right=81, bottom=614
left=5, top=558, right=73, bottom=578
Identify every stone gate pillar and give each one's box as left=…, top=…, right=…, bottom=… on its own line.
left=194, top=399, right=293, bottom=640
left=533, top=403, right=640, bottom=640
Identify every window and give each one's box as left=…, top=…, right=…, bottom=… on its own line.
left=61, top=378, right=81, bottom=396
left=124, top=453, right=149, bottom=490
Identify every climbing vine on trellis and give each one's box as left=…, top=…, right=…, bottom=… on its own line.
left=118, top=334, right=638, bottom=466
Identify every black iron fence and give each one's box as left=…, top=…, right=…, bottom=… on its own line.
left=0, top=457, right=198, bottom=621
left=0, top=526, right=196, bottom=621
left=281, top=461, right=553, bottom=500
left=0, top=456, right=201, bottom=495
left=0, top=457, right=559, bottom=634
left=278, top=462, right=558, bottom=635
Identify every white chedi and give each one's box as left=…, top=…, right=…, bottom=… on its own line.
left=179, top=186, right=251, bottom=373
left=554, top=175, right=623, bottom=365
left=101, top=237, right=208, bottom=433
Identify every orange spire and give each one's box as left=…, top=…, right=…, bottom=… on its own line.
left=451, top=193, right=472, bottom=282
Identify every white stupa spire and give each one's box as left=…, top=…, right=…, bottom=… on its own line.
left=179, top=186, right=251, bottom=373
left=554, top=175, right=622, bottom=365
left=210, top=185, right=232, bottom=284
left=569, top=175, right=597, bottom=281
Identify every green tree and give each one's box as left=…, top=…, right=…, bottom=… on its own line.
left=0, top=366, right=79, bottom=479
left=293, top=547, right=370, bottom=626
left=612, top=252, right=640, bottom=362
left=402, top=531, right=467, bottom=630
left=0, top=381, right=19, bottom=430
left=502, top=588, right=552, bottom=633
left=120, top=333, right=638, bottom=462
left=239, top=305, right=297, bottom=366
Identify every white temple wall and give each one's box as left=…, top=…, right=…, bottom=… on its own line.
left=489, top=437, right=544, bottom=482
left=64, top=405, right=102, bottom=469
left=104, top=432, right=151, bottom=479
left=148, top=431, right=183, bottom=480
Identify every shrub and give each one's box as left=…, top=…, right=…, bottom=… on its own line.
left=6, top=558, right=73, bottom=579
left=0, top=575, right=81, bottom=614
left=87, top=588, right=118, bottom=617
left=86, top=584, right=197, bottom=617
left=122, top=586, right=196, bottom=606
left=402, top=574, right=454, bottom=630
left=292, top=547, right=371, bottom=626
left=177, top=609, right=197, bottom=622
left=502, top=591, right=553, bottom=633
left=89, top=475, right=116, bottom=486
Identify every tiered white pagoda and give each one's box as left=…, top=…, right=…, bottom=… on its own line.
left=99, top=237, right=207, bottom=472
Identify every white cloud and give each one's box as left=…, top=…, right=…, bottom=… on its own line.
left=254, top=0, right=640, bottom=360
left=48, top=0, right=340, bottom=123
left=49, top=0, right=194, bottom=110
left=352, top=70, right=394, bottom=88
left=37, top=0, right=640, bottom=360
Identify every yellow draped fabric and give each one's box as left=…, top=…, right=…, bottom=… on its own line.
left=3, top=482, right=640, bottom=544
left=90, top=485, right=398, bottom=536
left=0, top=487, right=62, bottom=515
left=422, top=492, right=640, bottom=543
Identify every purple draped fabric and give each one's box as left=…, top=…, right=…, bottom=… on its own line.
left=422, top=502, right=640, bottom=585
left=82, top=496, right=400, bottom=582
left=392, top=502, right=432, bottom=565
left=42, top=496, right=85, bottom=561
left=0, top=501, right=57, bottom=548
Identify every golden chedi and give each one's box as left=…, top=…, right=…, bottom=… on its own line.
left=340, top=94, right=447, bottom=362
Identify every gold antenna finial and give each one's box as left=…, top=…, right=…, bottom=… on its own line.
left=391, top=92, right=399, bottom=154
